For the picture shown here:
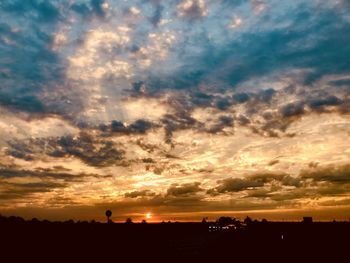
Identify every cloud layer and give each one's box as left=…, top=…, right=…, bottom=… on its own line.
left=0, top=0, right=349, bottom=221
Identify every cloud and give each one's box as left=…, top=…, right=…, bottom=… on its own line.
left=6, top=132, right=125, bottom=167
left=166, top=182, right=203, bottom=196
left=1, top=0, right=60, bottom=22
left=280, top=102, right=305, bottom=118
left=161, top=112, right=198, bottom=144
left=213, top=177, right=265, bottom=193
left=0, top=168, right=71, bottom=201
left=300, top=164, right=350, bottom=183
left=205, top=115, right=234, bottom=134
left=90, top=0, right=108, bottom=18
left=0, top=181, right=65, bottom=200
left=0, top=167, right=95, bottom=181
left=125, top=190, right=156, bottom=198
left=207, top=164, right=350, bottom=204
left=0, top=166, right=112, bottom=205
left=109, top=119, right=155, bottom=134
left=177, top=0, right=208, bottom=20
left=307, top=96, right=343, bottom=112
left=149, top=3, right=164, bottom=26
left=233, top=93, right=250, bottom=103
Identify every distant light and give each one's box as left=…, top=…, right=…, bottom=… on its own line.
left=146, top=213, right=152, bottom=219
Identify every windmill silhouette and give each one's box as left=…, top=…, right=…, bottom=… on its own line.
left=105, top=210, right=112, bottom=223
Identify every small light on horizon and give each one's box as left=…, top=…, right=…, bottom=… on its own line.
left=146, top=213, right=152, bottom=219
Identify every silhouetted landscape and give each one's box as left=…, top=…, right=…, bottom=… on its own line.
left=1, top=213, right=349, bottom=261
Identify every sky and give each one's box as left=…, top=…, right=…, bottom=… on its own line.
left=0, top=0, right=350, bottom=222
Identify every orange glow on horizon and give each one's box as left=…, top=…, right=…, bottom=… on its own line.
left=146, top=213, right=152, bottom=220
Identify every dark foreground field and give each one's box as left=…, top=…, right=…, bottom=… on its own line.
left=1, top=216, right=349, bottom=261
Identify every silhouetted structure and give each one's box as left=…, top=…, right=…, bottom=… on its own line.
left=303, top=217, right=313, bottom=223
left=105, top=210, right=112, bottom=223
left=125, top=218, right=133, bottom=224
left=244, top=216, right=253, bottom=225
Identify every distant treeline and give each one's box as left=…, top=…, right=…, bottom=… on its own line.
left=2, top=214, right=341, bottom=224
left=0, top=214, right=349, bottom=261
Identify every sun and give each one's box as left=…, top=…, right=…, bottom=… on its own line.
left=146, top=213, right=152, bottom=219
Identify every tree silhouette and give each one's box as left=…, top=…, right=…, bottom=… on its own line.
left=105, top=210, right=112, bottom=223
left=125, top=218, right=133, bottom=224
left=244, top=216, right=252, bottom=225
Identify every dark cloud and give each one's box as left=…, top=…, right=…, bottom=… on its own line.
left=0, top=94, right=46, bottom=113
left=131, top=81, right=146, bottom=94
left=104, top=119, right=156, bottom=135
left=215, top=97, right=233, bottom=110
left=233, top=93, right=250, bottom=104
left=136, top=140, right=160, bottom=154
left=71, top=3, right=91, bottom=17
left=0, top=166, right=110, bottom=202
left=149, top=3, right=163, bottom=26
left=161, top=112, right=198, bottom=144
left=207, top=164, right=350, bottom=204
left=236, top=114, right=250, bottom=125
left=136, top=79, right=342, bottom=139
left=257, top=89, right=276, bottom=103
left=0, top=181, right=65, bottom=200
left=0, top=0, right=60, bottom=22
left=300, top=164, right=350, bottom=184
left=213, top=178, right=264, bottom=193
left=6, top=132, right=125, bottom=167
left=209, top=172, right=303, bottom=195
left=90, top=0, right=107, bottom=17
left=110, top=120, right=126, bottom=133
left=307, top=95, right=343, bottom=111
left=128, top=119, right=155, bottom=133
left=206, top=115, right=234, bottom=134
left=6, top=140, right=36, bottom=161
left=0, top=2, right=67, bottom=115
left=280, top=102, right=305, bottom=118
left=166, top=182, right=203, bottom=197
left=0, top=167, right=99, bottom=182
left=268, top=159, right=279, bottom=166
left=0, top=172, right=61, bottom=200
left=125, top=190, right=156, bottom=198
left=191, top=92, right=214, bottom=107
left=153, top=78, right=344, bottom=138
left=329, top=78, right=350, bottom=87
left=50, top=134, right=124, bottom=167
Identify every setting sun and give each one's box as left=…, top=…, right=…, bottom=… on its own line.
left=146, top=213, right=152, bottom=220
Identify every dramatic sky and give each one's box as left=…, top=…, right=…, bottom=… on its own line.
left=0, top=0, right=350, bottom=222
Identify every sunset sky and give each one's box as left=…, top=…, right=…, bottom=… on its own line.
left=0, top=0, right=350, bottom=222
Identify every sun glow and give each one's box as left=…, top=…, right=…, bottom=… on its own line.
left=146, top=213, right=152, bottom=220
